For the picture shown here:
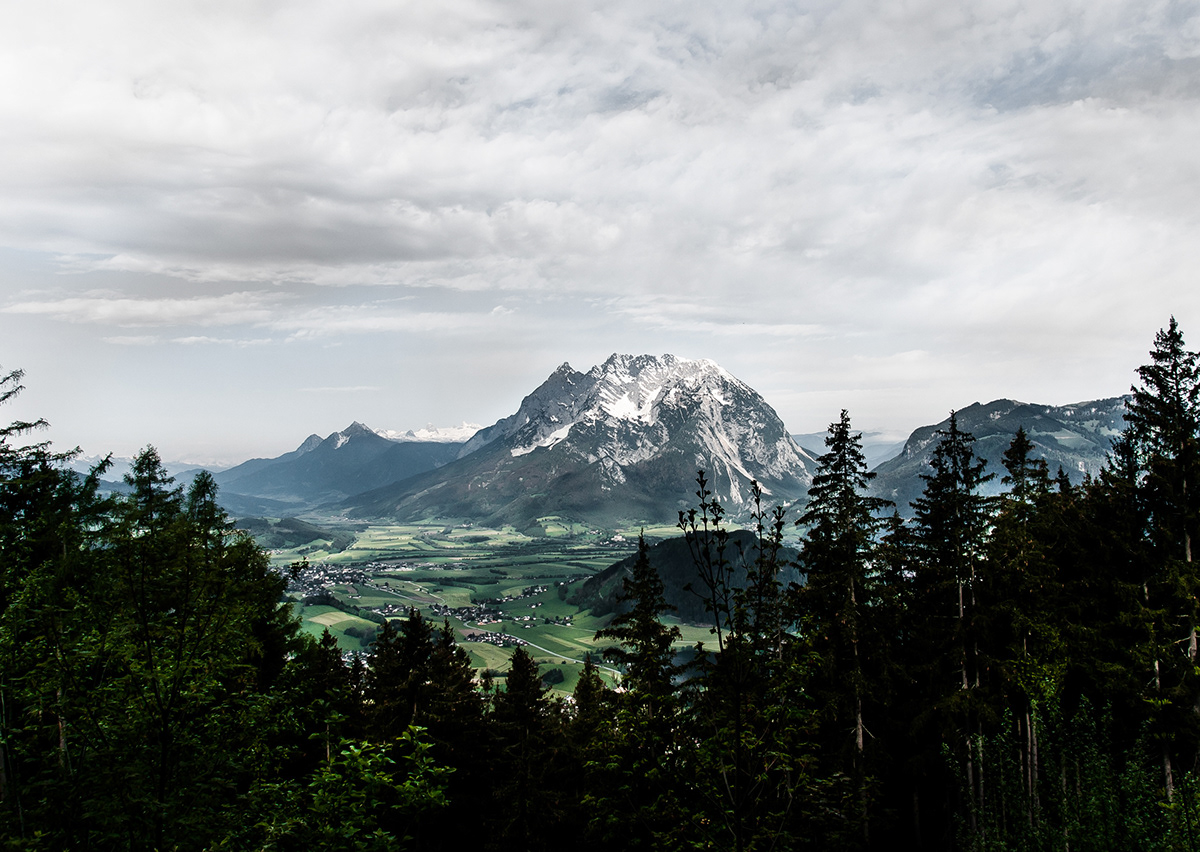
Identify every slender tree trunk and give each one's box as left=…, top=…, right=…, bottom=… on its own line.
left=1025, top=710, right=1034, bottom=830
left=966, top=735, right=977, bottom=835
left=1155, top=658, right=1175, bottom=799
left=1031, top=710, right=1040, bottom=815
left=976, top=728, right=985, bottom=839
left=1185, top=475, right=1191, bottom=563
left=856, top=692, right=864, bottom=755
left=55, top=687, right=67, bottom=769
left=913, top=789, right=922, bottom=850
left=959, top=581, right=968, bottom=691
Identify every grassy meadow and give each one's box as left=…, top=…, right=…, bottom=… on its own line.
left=259, top=517, right=706, bottom=694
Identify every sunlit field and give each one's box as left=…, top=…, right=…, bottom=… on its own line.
left=258, top=518, right=704, bottom=694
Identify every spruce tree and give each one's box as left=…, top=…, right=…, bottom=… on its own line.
left=489, top=645, right=561, bottom=852
left=795, top=411, right=892, bottom=759
left=908, top=411, right=995, bottom=841
left=1121, top=317, right=1200, bottom=795
left=596, top=533, right=681, bottom=704
left=588, top=534, right=687, bottom=848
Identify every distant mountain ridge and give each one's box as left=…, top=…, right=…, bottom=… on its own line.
left=376, top=423, right=481, bottom=443
left=213, top=422, right=462, bottom=510
left=343, top=354, right=816, bottom=528
left=870, top=397, right=1128, bottom=513
left=195, top=361, right=1131, bottom=526
left=793, top=430, right=908, bottom=469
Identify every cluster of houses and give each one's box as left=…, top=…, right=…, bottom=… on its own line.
left=365, top=559, right=467, bottom=572
left=427, top=601, right=504, bottom=626
left=286, top=562, right=367, bottom=599
left=478, top=584, right=549, bottom=606
left=458, top=629, right=529, bottom=648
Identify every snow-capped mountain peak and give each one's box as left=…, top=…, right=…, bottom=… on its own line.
left=455, top=353, right=813, bottom=509
left=375, top=422, right=482, bottom=443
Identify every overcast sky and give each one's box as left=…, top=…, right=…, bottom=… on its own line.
left=2, top=0, right=1199, bottom=464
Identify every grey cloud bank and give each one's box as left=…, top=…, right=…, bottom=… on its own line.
left=1, top=0, right=1198, bottom=463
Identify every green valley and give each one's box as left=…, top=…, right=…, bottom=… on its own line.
left=261, top=517, right=706, bottom=692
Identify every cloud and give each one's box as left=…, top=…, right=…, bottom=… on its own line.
left=270, top=304, right=525, bottom=339
left=298, top=385, right=384, bottom=393
left=4, top=0, right=1196, bottom=297
left=4, top=291, right=281, bottom=326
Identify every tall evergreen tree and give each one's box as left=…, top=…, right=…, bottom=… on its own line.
left=907, top=412, right=995, bottom=843
left=488, top=645, right=562, bottom=852
left=1121, top=317, right=1200, bottom=795
left=596, top=534, right=681, bottom=704
left=793, top=410, right=893, bottom=841
left=1, top=441, right=299, bottom=849
left=587, top=534, right=689, bottom=848
left=795, top=411, right=892, bottom=763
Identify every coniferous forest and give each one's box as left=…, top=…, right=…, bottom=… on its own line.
left=5, top=320, right=1200, bottom=850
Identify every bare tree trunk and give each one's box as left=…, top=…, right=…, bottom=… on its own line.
left=56, top=687, right=67, bottom=769
left=1025, top=711, right=1034, bottom=830
left=1185, top=475, right=1191, bottom=563
left=977, top=729, right=985, bottom=837
left=856, top=693, right=864, bottom=755
left=1031, top=710, right=1040, bottom=814
left=966, top=735, right=977, bottom=835
left=1164, top=744, right=1176, bottom=802
left=959, top=581, right=968, bottom=691
left=913, top=789, right=922, bottom=849
left=1156, top=658, right=1175, bottom=800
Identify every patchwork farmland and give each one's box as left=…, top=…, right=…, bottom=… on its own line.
left=258, top=516, right=704, bottom=694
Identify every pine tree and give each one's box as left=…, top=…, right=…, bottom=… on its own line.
left=983, top=429, right=1066, bottom=830
left=1121, top=317, right=1200, bottom=796
left=596, top=534, right=681, bottom=704
left=488, top=645, right=562, bottom=852
left=796, top=411, right=892, bottom=764
left=586, top=534, right=689, bottom=847
left=908, top=411, right=995, bottom=840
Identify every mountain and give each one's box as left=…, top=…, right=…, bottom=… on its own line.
left=343, top=354, right=816, bottom=528
left=793, top=430, right=908, bottom=469
left=569, top=530, right=802, bottom=625
left=870, top=397, right=1128, bottom=513
left=213, top=422, right=462, bottom=511
left=375, top=423, right=481, bottom=443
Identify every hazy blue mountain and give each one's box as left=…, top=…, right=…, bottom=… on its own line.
left=343, top=354, right=817, bottom=528
left=870, top=397, right=1128, bottom=514
left=793, top=430, right=908, bottom=469
left=214, top=422, right=462, bottom=510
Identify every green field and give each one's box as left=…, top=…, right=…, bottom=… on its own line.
left=271, top=518, right=701, bottom=694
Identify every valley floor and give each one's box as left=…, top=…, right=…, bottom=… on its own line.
left=264, top=516, right=705, bottom=693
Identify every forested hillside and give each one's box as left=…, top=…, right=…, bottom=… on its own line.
left=4, top=319, right=1200, bottom=850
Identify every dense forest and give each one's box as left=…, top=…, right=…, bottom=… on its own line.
left=4, top=319, right=1200, bottom=850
